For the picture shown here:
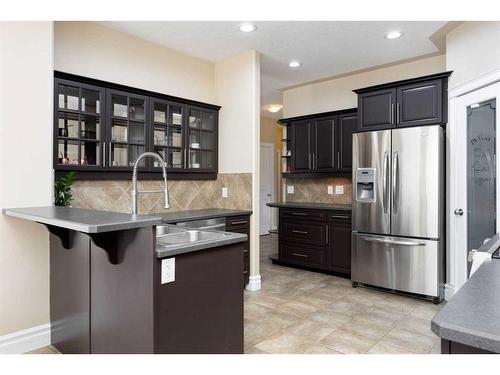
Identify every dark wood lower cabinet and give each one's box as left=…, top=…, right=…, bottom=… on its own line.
left=50, top=227, right=244, bottom=354
left=441, top=339, right=494, bottom=354
left=277, top=208, right=351, bottom=276
left=226, top=215, right=251, bottom=286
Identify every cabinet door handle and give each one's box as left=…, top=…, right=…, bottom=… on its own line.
left=337, top=151, right=340, bottom=170
left=331, top=215, right=350, bottom=219
left=397, top=102, right=400, bottom=124
left=391, top=103, right=394, bottom=124
left=292, top=253, right=308, bottom=258
left=102, top=143, right=106, bottom=167
left=326, top=226, right=329, bottom=244
left=292, top=230, right=308, bottom=234
left=108, top=142, right=112, bottom=166
left=308, top=153, right=312, bottom=170
left=230, top=220, right=248, bottom=225
left=291, top=212, right=308, bottom=216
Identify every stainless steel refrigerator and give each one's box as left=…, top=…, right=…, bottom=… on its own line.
left=351, top=125, right=445, bottom=302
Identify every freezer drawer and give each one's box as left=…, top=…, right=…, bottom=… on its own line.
left=351, top=232, right=443, bottom=297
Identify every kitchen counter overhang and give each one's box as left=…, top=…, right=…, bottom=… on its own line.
left=266, top=201, right=352, bottom=211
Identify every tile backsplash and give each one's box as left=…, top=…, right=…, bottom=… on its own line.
left=70, top=173, right=252, bottom=215
left=284, top=177, right=352, bottom=205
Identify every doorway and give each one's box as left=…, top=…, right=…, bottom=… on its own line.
left=260, top=142, right=275, bottom=235
left=448, top=78, right=500, bottom=299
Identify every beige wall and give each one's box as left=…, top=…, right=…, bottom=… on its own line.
left=0, top=22, right=53, bottom=336
left=260, top=116, right=280, bottom=210
left=215, top=50, right=261, bottom=286
left=283, top=54, right=446, bottom=118
left=54, top=22, right=215, bottom=104
left=446, top=22, right=500, bottom=90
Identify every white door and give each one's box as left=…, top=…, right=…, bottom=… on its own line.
left=260, top=143, right=274, bottom=235
left=448, top=81, right=500, bottom=297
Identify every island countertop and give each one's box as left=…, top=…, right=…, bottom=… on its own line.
left=431, top=233, right=500, bottom=353
left=2, top=206, right=162, bottom=233
left=266, top=202, right=352, bottom=211
left=157, top=208, right=252, bottom=223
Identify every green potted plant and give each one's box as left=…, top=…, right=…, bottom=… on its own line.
left=54, top=171, right=77, bottom=207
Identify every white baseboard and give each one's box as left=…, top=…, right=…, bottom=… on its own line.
left=246, top=274, right=261, bottom=291
left=0, top=323, right=51, bottom=354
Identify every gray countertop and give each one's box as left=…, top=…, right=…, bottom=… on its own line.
left=157, top=208, right=252, bottom=223
left=266, top=202, right=352, bottom=211
left=431, top=234, right=500, bottom=353
left=2, top=206, right=162, bottom=233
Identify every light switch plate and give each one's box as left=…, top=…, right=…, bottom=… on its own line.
left=327, top=186, right=334, bottom=195
left=161, top=258, right=175, bottom=284
left=335, top=185, right=344, bottom=195
left=287, top=185, right=294, bottom=194
left=222, top=187, right=228, bottom=198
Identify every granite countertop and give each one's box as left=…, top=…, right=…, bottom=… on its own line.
left=157, top=208, right=252, bottom=224
left=2, top=206, right=162, bottom=233
left=266, top=202, right=352, bottom=211
left=431, top=233, right=500, bottom=353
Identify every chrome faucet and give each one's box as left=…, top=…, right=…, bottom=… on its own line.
left=131, top=152, right=170, bottom=216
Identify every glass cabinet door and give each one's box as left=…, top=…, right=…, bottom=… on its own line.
left=151, top=99, right=185, bottom=170
left=55, top=80, right=103, bottom=168
left=187, top=106, right=216, bottom=171
left=108, top=90, right=148, bottom=169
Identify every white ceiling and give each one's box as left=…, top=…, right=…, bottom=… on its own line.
left=99, top=21, right=447, bottom=118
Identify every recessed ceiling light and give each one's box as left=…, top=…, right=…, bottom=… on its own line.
left=289, top=61, right=301, bottom=68
left=266, top=104, right=283, bottom=113
left=239, top=23, right=256, bottom=33
left=385, top=31, right=402, bottom=40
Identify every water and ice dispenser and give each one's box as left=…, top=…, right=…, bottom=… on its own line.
left=356, top=168, right=376, bottom=203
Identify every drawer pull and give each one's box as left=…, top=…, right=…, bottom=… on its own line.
left=291, top=212, right=308, bottom=216
left=331, top=215, right=350, bottom=219
left=229, top=220, right=248, bottom=225
left=292, top=253, right=308, bottom=258
left=291, top=230, right=308, bottom=234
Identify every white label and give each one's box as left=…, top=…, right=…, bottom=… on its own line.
left=222, top=187, right=228, bottom=198
left=335, top=185, right=344, bottom=195
left=287, top=185, right=294, bottom=194
left=327, top=186, right=334, bottom=195
left=161, top=258, right=175, bottom=284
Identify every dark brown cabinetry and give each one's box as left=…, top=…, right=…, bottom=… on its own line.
left=280, top=108, right=357, bottom=177
left=277, top=207, right=351, bottom=276
left=54, top=72, right=220, bottom=179
left=226, top=215, right=251, bottom=286
left=441, top=339, right=494, bottom=354
left=355, top=72, right=451, bottom=132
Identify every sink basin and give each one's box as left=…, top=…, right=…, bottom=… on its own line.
left=157, top=229, right=227, bottom=245
left=156, top=224, right=185, bottom=236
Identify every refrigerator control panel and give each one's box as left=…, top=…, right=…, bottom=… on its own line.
left=356, top=168, right=376, bottom=203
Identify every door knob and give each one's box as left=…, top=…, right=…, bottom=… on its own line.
left=454, top=208, right=464, bottom=216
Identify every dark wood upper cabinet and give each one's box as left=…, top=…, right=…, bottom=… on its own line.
left=291, top=120, right=313, bottom=172
left=53, top=72, right=220, bottom=179
left=337, top=112, right=358, bottom=171
left=358, top=88, right=396, bottom=131
left=314, top=117, right=336, bottom=172
left=396, top=79, right=442, bottom=127
left=354, top=71, right=451, bottom=132
left=281, top=108, right=357, bottom=176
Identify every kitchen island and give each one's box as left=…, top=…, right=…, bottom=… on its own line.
left=2, top=206, right=247, bottom=354
left=431, top=234, right=500, bottom=354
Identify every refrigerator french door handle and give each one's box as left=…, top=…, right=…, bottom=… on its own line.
left=392, top=151, right=399, bottom=214
left=359, top=236, right=426, bottom=246
left=383, top=151, right=389, bottom=213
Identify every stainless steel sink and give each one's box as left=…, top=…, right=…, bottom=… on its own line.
left=157, top=229, right=227, bottom=245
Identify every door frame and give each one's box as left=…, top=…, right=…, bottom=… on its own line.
left=447, top=69, right=500, bottom=300
left=260, top=142, right=276, bottom=235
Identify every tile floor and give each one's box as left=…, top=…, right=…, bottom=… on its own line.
left=244, top=235, right=444, bottom=354
left=28, top=235, right=444, bottom=355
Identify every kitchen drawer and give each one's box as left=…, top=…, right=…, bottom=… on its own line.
left=281, top=221, right=327, bottom=246
left=226, top=216, right=250, bottom=230
left=328, top=211, right=351, bottom=223
left=281, top=243, right=325, bottom=268
left=280, top=208, right=326, bottom=222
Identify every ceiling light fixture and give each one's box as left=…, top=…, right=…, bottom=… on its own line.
left=289, top=61, right=301, bottom=68
left=239, top=23, right=256, bottom=33
left=266, top=104, right=283, bottom=113
left=385, top=31, right=402, bottom=40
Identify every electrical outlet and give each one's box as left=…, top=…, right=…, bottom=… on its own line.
left=161, top=258, right=175, bottom=284
left=222, top=187, right=228, bottom=198
left=327, top=186, right=334, bottom=195
left=335, top=185, right=344, bottom=195
left=287, top=185, right=294, bottom=194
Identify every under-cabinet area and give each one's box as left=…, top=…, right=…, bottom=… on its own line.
left=55, top=73, right=220, bottom=179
